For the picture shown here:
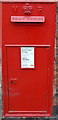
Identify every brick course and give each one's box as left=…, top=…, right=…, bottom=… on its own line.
left=55, top=3, right=58, bottom=108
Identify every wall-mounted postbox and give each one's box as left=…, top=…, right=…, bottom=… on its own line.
left=1, top=0, right=57, bottom=119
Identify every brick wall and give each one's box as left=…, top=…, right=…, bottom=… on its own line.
left=56, top=3, right=58, bottom=107
left=0, top=3, right=2, bottom=62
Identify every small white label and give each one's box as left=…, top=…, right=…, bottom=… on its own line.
left=21, top=47, right=34, bottom=68
left=11, top=16, right=45, bottom=23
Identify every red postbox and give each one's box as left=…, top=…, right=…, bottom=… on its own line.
left=1, top=0, right=57, bottom=119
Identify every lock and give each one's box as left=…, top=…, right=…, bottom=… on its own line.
left=10, top=78, right=17, bottom=84
left=10, top=80, right=17, bottom=84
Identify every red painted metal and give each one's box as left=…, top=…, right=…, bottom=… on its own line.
left=23, top=3, right=33, bottom=15
left=2, top=2, right=56, bottom=117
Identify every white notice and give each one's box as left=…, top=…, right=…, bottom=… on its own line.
left=21, top=47, right=34, bottom=68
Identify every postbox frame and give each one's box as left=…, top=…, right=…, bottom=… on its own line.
left=1, top=2, right=57, bottom=118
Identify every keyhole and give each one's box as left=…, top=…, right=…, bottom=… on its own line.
left=11, top=81, right=14, bottom=84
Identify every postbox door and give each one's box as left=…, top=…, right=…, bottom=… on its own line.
left=7, top=46, right=51, bottom=115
